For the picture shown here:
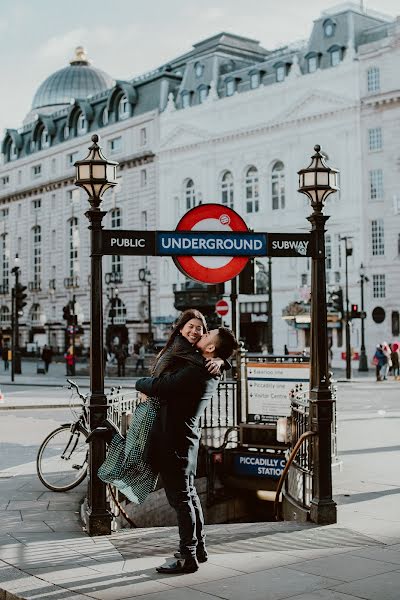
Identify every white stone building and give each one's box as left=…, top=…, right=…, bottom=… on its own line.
left=0, top=4, right=399, bottom=367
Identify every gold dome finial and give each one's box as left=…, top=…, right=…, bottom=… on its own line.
left=70, top=46, right=90, bottom=66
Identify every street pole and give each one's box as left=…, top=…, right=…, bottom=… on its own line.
left=13, top=267, right=21, bottom=375
left=358, top=264, right=369, bottom=372
left=343, top=237, right=352, bottom=380
left=298, top=145, right=337, bottom=525
left=11, top=287, right=15, bottom=383
left=147, top=279, right=153, bottom=348
left=267, top=257, right=273, bottom=354
left=75, top=134, right=117, bottom=536
left=71, top=294, right=76, bottom=376
left=230, top=276, right=238, bottom=340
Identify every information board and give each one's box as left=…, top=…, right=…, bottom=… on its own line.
left=247, top=362, right=310, bottom=423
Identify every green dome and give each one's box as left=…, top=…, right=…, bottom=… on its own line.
left=31, top=47, right=115, bottom=111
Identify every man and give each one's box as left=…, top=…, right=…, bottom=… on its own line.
left=135, top=327, right=238, bottom=574
left=41, top=344, right=53, bottom=373
left=135, top=342, right=145, bottom=373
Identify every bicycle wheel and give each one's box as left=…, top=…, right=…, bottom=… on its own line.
left=36, top=424, right=88, bottom=492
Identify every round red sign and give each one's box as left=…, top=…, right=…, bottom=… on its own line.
left=215, top=299, right=229, bottom=316
left=174, top=204, right=249, bottom=284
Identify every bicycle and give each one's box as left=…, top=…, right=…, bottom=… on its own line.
left=36, top=379, right=90, bottom=492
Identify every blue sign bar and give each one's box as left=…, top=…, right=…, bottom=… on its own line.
left=233, top=453, right=286, bottom=479
left=157, top=231, right=267, bottom=256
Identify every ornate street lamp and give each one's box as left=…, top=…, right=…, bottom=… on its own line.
left=358, top=263, right=369, bottom=372
left=75, top=135, right=118, bottom=536
left=298, top=144, right=338, bottom=525
left=138, top=267, right=153, bottom=348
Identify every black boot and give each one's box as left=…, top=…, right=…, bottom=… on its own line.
left=156, top=557, right=199, bottom=574
left=174, top=548, right=208, bottom=563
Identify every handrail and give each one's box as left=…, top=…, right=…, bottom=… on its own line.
left=274, top=430, right=316, bottom=521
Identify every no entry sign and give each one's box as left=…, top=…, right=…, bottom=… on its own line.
left=174, top=204, right=249, bottom=284
left=215, top=299, right=229, bottom=316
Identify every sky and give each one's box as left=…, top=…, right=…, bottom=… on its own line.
left=0, top=0, right=399, bottom=135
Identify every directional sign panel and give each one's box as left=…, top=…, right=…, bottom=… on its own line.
left=267, top=233, right=313, bottom=257
left=157, top=231, right=267, bottom=256
left=101, top=231, right=155, bottom=255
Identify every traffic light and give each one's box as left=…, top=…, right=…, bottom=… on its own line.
left=350, top=303, right=362, bottom=319
left=15, top=283, right=27, bottom=314
left=239, top=259, right=256, bottom=294
left=62, top=304, right=71, bottom=322
left=330, top=288, right=343, bottom=315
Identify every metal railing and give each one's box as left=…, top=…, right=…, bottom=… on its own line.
left=106, top=380, right=237, bottom=446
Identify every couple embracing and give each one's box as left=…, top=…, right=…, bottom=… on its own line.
left=136, top=309, right=237, bottom=574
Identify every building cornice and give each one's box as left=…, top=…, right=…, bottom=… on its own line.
left=0, top=150, right=155, bottom=204
left=361, top=90, right=400, bottom=107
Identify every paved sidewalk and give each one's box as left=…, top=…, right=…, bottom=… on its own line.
left=1, top=445, right=400, bottom=599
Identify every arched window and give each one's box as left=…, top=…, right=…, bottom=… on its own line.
left=64, top=125, right=69, bottom=140
left=305, top=53, right=320, bottom=74
left=221, top=171, right=234, bottom=208
left=194, top=62, right=204, bottom=78
left=198, top=85, right=208, bottom=103
left=226, top=79, right=235, bottom=96
left=275, top=65, right=286, bottom=82
left=77, top=113, right=87, bottom=135
left=271, top=161, right=285, bottom=210
left=110, top=208, right=122, bottom=277
left=41, top=128, right=49, bottom=149
left=367, top=66, right=380, bottom=92
left=68, top=217, right=80, bottom=278
left=328, top=45, right=342, bottom=67
left=249, top=71, right=260, bottom=89
left=0, top=234, right=9, bottom=292
left=181, top=91, right=190, bottom=108
left=30, top=303, right=41, bottom=325
left=32, top=225, right=41, bottom=286
left=118, top=95, right=129, bottom=119
left=245, top=167, right=259, bottom=213
left=185, top=179, right=196, bottom=210
left=0, top=305, right=10, bottom=325
left=102, top=107, right=109, bottom=126
left=10, top=142, right=17, bottom=161
left=107, top=297, right=126, bottom=325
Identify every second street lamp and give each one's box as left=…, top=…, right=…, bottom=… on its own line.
left=340, top=236, right=353, bottom=380
left=138, top=267, right=153, bottom=348
left=298, top=144, right=338, bottom=525
left=358, top=263, right=369, bottom=372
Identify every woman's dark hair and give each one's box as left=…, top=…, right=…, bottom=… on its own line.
left=154, top=309, right=208, bottom=363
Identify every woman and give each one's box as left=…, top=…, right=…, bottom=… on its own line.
left=373, top=344, right=386, bottom=382
left=98, top=309, right=223, bottom=503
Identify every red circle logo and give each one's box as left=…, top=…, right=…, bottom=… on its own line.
left=174, top=204, right=249, bottom=284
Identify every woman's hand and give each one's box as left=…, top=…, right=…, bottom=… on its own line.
left=205, top=357, right=224, bottom=375
left=138, top=392, right=148, bottom=403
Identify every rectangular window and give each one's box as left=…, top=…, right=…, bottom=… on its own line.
left=368, top=127, right=382, bottom=151
left=31, top=164, right=41, bottom=178
left=31, top=199, right=41, bottom=212
left=0, top=208, right=9, bottom=219
left=1, top=176, right=9, bottom=186
left=109, top=137, right=122, bottom=154
left=17, top=170, right=22, bottom=184
left=373, top=274, right=385, bottom=298
left=369, top=169, right=383, bottom=200
left=17, top=204, right=21, bottom=218
left=308, top=56, right=317, bottom=73
left=140, top=127, right=147, bottom=146
left=276, top=66, right=285, bottom=82
left=301, top=273, right=307, bottom=286
left=371, top=219, right=385, bottom=256
left=140, top=169, right=147, bottom=187
left=51, top=158, right=57, bottom=174
left=226, top=79, right=235, bottom=96
left=331, top=49, right=340, bottom=66
left=250, top=72, right=260, bottom=89
left=66, top=151, right=79, bottom=167
left=367, top=67, right=380, bottom=92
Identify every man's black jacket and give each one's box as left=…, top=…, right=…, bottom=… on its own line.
left=135, top=362, right=218, bottom=476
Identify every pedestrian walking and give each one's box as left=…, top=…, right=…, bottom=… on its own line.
left=373, top=344, right=386, bottom=381
left=64, top=346, right=75, bottom=376
left=390, top=342, right=400, bottom=380
left=1, top=344, right=9, bottom=371
left=135, top=343, right=145, bottom=373
left=116, top=345, right=128, bottom=377
left=136, top=326, right=238, bottom=574
left=381, top=342, right=391, bottom=380
left=41, top=344, right=53, bottom=373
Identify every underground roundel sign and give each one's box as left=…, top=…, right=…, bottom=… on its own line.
left=174, top=204, right=249, bottom=284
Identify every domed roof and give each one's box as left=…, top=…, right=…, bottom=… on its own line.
left=31, top=47, right=115, bottom=111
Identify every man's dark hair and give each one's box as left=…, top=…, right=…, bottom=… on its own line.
left=215, top=327, right=238, bottom=360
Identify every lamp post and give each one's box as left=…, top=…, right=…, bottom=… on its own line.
left=298, top=144, right=338, bottom=525
left=75, top=134, right=118, bottom=535
left=138, top=267, right=153, bottom=348
left=340, top=236, right=353, bottom=379
left=266, top=257, right=273, bottom=354
left=358, top=263, right=369, bottom=372
left=11, top=255, right=23, bottom=377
